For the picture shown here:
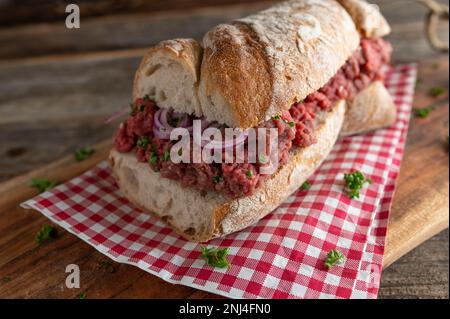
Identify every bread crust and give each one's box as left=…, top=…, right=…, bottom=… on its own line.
left=340, top=81, right=396, bottom=136
left=336, top=0, right=391, bottom=37
left=109, top=100, right=346, bottom=242
left=199, top=0, right=360, bottom=128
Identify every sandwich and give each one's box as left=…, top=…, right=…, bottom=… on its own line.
left=109, top=0, right=396, bottom=242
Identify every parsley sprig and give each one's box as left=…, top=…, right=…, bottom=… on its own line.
left=78, top=292, right=87, bottom=299
left=428, top=87, right=445, bottom=98
left=213, top=175, right=224, bottom=184
left=324, top=250, right=345, bottom=269
left=343, top=171, right=372, bottom=199
left=30, top=178, right=58, bottom=194
left=201, top=246, right=230, bottom=269
left=35, top=225, right=57, bottom=245
left=74, top=146, right=95, bottom=162
left=136, top=136, right=149, bottom=148
left=300, top=181, right=311, bottom=191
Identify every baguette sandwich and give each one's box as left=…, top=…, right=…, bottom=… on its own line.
left=109, top=0, right=396, bottom=242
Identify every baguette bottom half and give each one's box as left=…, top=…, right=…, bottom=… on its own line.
left=109, top=100, right=346, bottom=242
left=341, top=80, right=396, bottom=136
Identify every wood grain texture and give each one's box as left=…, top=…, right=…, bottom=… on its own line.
left=1, top=0, right=448, bottom=60
left=0, top=0, right=272, bottom=26
left=0, top=0, right=448, bottom=299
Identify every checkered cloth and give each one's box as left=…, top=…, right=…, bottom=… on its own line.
left=22, top=64, right=417, bottom=299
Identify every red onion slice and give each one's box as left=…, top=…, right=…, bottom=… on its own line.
left=104, top=107, right=129, bottom=124
left=202, top=128, right=249, bottom=150
left=153, top=108, right=194, bottom=139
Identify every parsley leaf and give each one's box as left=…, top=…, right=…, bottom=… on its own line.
left=324, top=249, right=345, bottom=269
left=74, top=146, right=95, bottom=162
left=201, top=246, right=230, bottom=269
left=149, top=151, right=158, bottom=165
left=77, top=292, right=87, bottom=299
left=300, top=181, right=311, bottom=191
left=272, top=115, right=281, bottom=120
left=343, top=170, right=372, bottom=199
left=30, top=178, right=58, bottom=194
left=161, top=150, right=170, bottom=162
left=428, top=87, right=445, bottom=98
left=213, top=175, right=224, bottom=184
left=412, top=107, right=431, bottom=118
left=35, top=225, right=57, bottom=245
left=136, top=136, right=149, bottom=148
left=246, top=170, right=253, bottom=178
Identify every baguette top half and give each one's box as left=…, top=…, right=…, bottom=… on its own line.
left=133, top=0, right=391, bottom=128
left=200, top=0, right=360, bottom=128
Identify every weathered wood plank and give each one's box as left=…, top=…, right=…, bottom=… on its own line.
left=379, top=229, right=449, bottom=299
left=0, top=2, right=275, bottom=59
left=0, top=0, right=272, bottom=26
left=0, top=0, right=448, bottom=60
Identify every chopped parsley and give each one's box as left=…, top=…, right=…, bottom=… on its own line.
left=413, top=104, right=439, bottom=118
left=324, top=249, right=345, bottom=269
left=428, top=87, right=445, bottom=98
left=149, top=151, right=158, bottom=165
left=201, top=246, right=230, bottom=269
left=161, top=150, right=170, bottom=162
left=272, top=115, right=281, bottom=120
left=288, top=121, right=295, bottom=128
left=300, top=181, right=311, bottom=191
left=78, top=292, right=87, bottom=299
left=30, top=178, right=58, bottom=194
left=412, top=107, right=432, bottom=118
left=343, top=170, right=372, bottom=199
left=130, top=102, right=146, bottom=115
left=213, top=175, right=224, bottom=184
left=74, top=146, right=95, bottom=162
left=136, top=136, right=149, bottom=148
left=246, top=170, right=253, bottom=178
left=35, top=225, right=57, bottom=245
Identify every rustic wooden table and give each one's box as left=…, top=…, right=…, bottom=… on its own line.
left=0, top=0, right=448, bottom=298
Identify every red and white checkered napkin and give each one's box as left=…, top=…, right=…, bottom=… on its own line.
left=22, top=64, right=417, bottom=299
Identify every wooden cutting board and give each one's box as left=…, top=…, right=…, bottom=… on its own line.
left=0, top=57, right=447, bottom=298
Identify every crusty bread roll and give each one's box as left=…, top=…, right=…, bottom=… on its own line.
left=341, top=81, right=397, bottom=136
left=133, top=39, right=203, bottom=116
left=110, top=101, right=346, bottom=242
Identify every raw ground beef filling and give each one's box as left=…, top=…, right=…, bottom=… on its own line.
left=115, top=38, right=392, bottom=198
